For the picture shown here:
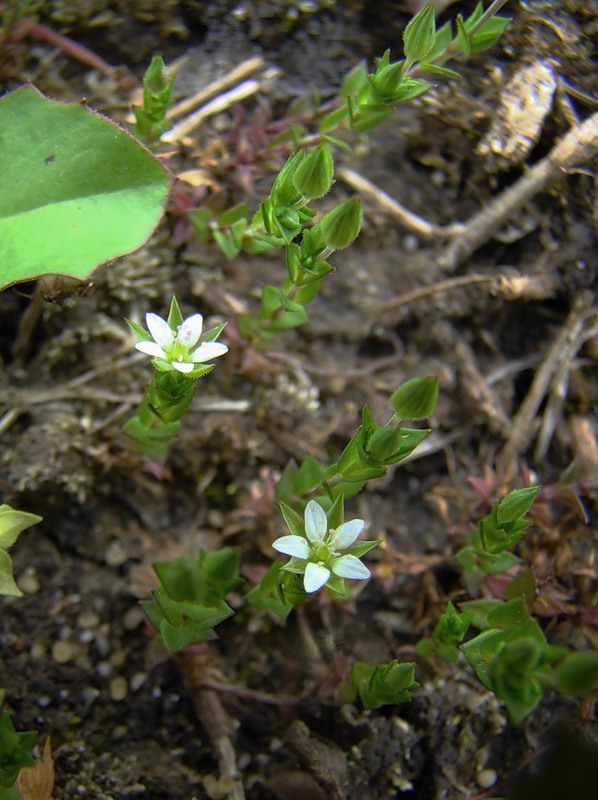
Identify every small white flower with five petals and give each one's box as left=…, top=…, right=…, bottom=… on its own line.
left=273, top=499, right=375, bottom=594
left=133, top=310, right=228, bottom=374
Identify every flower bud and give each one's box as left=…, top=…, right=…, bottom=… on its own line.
left=293, top=144, right=334, bottom=200
left=320, top=198, right=362, bottom=251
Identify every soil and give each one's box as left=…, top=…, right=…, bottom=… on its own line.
left=1, top=2, right=597, bottom=799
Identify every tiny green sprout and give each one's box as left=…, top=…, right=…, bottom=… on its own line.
left=350, top=660, right=419, bottom=709
left=133, top=55, right=174, bottom=144
left=273, top=497, right=378, bottom=595
left=0, top=505, right=42, bottom=597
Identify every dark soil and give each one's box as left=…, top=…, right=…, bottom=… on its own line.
left=1, top=2, right=597, bottom=799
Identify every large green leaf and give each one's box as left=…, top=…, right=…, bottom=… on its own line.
left=0, top=84, right=171, bottom=290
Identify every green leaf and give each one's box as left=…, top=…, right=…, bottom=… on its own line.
left=0, top=506, right=42, bottom=551
left=366, top=428, right=405, bottom=462
left=391, top=376, right=439, bottom=419
left=245, top=562, right=294, bottom=618
left=351, top=660, right=419, bottom=709
left=294, top=454, right=326, bottom=496
left=490, top=637, right=545, bottom=723
left=418, top=63, right=461, bottom=80
left=0, top=505, right=42, bottom=597
left=392, top=78, right=432, bottom=103
left=428, top=20, right=453, bottom=60
left=0, top=712, right=36, bottom=788
left=326, top=493, right=345, bottom=531
left=340, top=61, right=368, bottom=97
left=213, top=229, right=242, bottom=259
left=497, top=487, right=540, bottom=523
left=403, top=3, right=437, bottom=66
left=432, top=602, right=473, bottom=651
left=454, top=15, right=472, bottom=55
left=469, top=15, right=510, bottom=53
left=486, top=597, right=530, bottom=629
left=217, top=203, right=249, bottom=227
left=0, top=551, right=20, bottom=598
left=553, top=651, right=598, bottom=696
left=0, top=85, right=171, bottom=290
left=279, top=501, right=306, bottom=539
left=319, top=105, right=350, bottom=134
left=349, top=103, right=393, bottom=132
left=504, top=570, right=536, bottom=605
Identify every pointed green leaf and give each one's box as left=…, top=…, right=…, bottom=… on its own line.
left=403, top=3, right=437, bottom=66
left=497, top=487, right=540, bottom=523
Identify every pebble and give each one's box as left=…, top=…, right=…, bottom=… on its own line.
left=52, top=640, right=78, bottom=663
left=18, top=569, right=40, bottom=595
left=77, top=610, right=101, bottom=629
left=109, top=676, right=128, bottom=701
left=130, top=672, right=148, bottom=692
left=110, top=650, right=126, bottom=668
left=122, top=606, right=145, bottom=631
left=105, top=540, right=127, bottom=567
left=30, top=642, right=46, bottom=660
left=477, top=769, right=498, bottom=789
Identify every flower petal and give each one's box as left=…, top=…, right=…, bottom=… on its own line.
left=177, top=314, right=203, bottom=348
left=331, top=554, right=370, bottom=580
left=330, top=518, right=364, bottom=550
left=189, top=342, right=229, bottom=363
left=272, top=535, right=310, bottom=559
left=172, top=361, right=196, bottom=373
left=146, top=313, right=174, bottom=347
left=304, top=500, right=327, bottom=543
left=304, top=562, right=330, bottom=593
left=135, top=341, right=166, bottom=359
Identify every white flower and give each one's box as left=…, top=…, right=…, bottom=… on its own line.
left=273, top=499, right=372, bottom=594
left=135, top=311, right=228, bottom=373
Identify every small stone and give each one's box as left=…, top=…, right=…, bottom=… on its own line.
left=77, top=610, right=101, bottom=629
left=110, top=650, right=126, bottom=668
left=97, top=660, right=112, bottom=678
left=477, top=769, right=497, bottom=789
left=30, top=642, right=46, bottom=660
left=122, top=606, right=145, bottom=631
left=52, top=640, right=78, bottom=663
left=130, top=672, right=148, bottom=692
left=109, top=676, right=128, bottom=701
left=18, top=569, right=40, bottom=595
left=105, top=540, right=127, bottom=567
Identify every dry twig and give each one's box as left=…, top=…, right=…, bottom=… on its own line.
left=340, top=112, right=598, bottom=270
left=496, top=291, right=596, bottom=479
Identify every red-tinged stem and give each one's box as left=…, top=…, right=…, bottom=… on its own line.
left=0, top=6, right=116, bottom=76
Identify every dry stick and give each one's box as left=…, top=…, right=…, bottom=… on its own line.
left=437, top=111, right=598, bottom=271
left=378, top=274, right=494, bottom=312
left=340, top=113, right=598, bottom=269
left=162, top=71, right=278, bottom=144
left=167, top=56, right=267, bottom=120
left=15, top=16, right=115, bottom=76
left=125, top=56, right=268, bottom=124
left=177, top=654, right=246, bottom=800
left=434, top=321, right=512, bottom=437
left=337, top=166, right=450, bottom=241
left=496, top=291, right=595, bottom=480
left=534, top=319, right=598, bottom=461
